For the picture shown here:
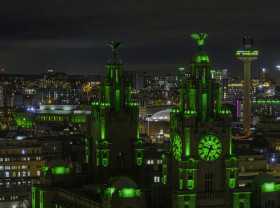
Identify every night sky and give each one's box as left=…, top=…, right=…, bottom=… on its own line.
left=0, top=0, right=280, bottom=77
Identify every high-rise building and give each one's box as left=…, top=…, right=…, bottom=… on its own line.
left=162, top=33, right=248, bottom=207
left=258, top=68, right=270, bottom=84
left=0, top=138, right=46, bottom=204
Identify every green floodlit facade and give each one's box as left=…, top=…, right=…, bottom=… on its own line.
left=261, top=182, right=280, bottom=193
left=41, top=166, right=70, bottom=175
left=87, top=42, right=143, bottom=181
left=105, top=187, right=141, bottom=198
left=14, top=112, right=33, bottom=129
left=163, top=34, right=243, bottom=208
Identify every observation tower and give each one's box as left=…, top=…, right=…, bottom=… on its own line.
left=236, top=36, right=258, bottom=137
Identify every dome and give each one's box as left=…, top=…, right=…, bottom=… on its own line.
left=191, top=49, right=210, bottom=63
left=47, top=159, right=68, bottom=168
left=111, top=177, right=138, bottom=190
left=251, top=173, right=276, bottom=192
left=150, top=109, right=171, bottom=121
left=107, top=54, right=122, bottom=65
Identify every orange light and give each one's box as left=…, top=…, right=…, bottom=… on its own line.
left=1, top=68, right=4, bottom=72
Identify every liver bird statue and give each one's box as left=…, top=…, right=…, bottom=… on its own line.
left=108, top=41, right=123, bottom=55
left=190, top=33, right=208, bottom=48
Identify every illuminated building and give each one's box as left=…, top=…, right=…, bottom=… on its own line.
left=210, top=69, right=230, bottom=101
left=39, top=70, right=68, bottom=89
left=32, top=42, right=146, bottom=208
left=162, top=33, right=246, bottom=207
left=258, top=68, right=270, bottom=84
left=251, top=173, right=280, bottom=207
left=87, top=41, right=143, bottom=183
left=0, top=138, right=46, bottom=204
left=251, top=99, right=280, bottom=117
left=236, top=36, right=258, bottom=137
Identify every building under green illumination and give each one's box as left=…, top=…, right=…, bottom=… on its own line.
left=161, top=33, right=246, bottom=208
left=87, top=41, right=144, bottom=184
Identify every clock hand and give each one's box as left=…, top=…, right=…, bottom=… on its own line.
left=206, top=145, right=213, bottom=159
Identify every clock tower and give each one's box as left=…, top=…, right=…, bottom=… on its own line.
left=162, top=33, right=251, bottom=208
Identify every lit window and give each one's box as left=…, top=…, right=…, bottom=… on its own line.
left=18, top=172, right=20, bottom=177
left=5, top=172, right=9, bottom=177
left=154, top=176, right=160, bottom=183
left=37, top=171, right=40, bottom=176
left=22, top=150, right=25, bottom=154
left=0, top=166, right=3, bottom=170
left=157, top=160, right=163, bottom=164
left=5, top=166, right=10, bottom=170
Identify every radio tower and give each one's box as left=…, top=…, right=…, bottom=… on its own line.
left=236, top=36, right=258, bottom=137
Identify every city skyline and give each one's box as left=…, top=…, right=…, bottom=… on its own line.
left=0, top=0, right=279, bottom=76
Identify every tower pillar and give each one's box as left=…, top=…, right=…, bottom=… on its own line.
left=236, top=36, right=258, bottom=137
left=243, top=61, right=251, bottom=136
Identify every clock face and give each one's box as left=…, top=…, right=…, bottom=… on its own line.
left=197, top=134, right=222, bottom=162
left=172, top=134, right=182, bottom=161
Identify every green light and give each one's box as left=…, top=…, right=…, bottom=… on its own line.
left=188, top=180, right=194, bottom=189
left=102, top=158, right=108, bottom=166
left=116, top=69, right=119, bottom=83
left=262, top=182, right=276, bottom=192
left=136, top=157, right=142, bottom=165
left=179, top=179, right=183, bottom=189
left=178, top=67, right=185, bottom=72
left=193, top=55, right=210, bottom=63
left=101, top=117, right=105, bottom=139
left=229, top=178, right=235, bottom=189
left=197, top=134, right=222, bottom=162
left=118, top=188, right=141, bottom=198
left=85, top=138, right=89, bottom=164
left=40, top=190, right=44, bottom=208
left=172, top=134, right=182, bottom=161
left=191, top=33, right=208, bottom=47
left=51, top=166, right=70, bottom=175
left=41, top=166, right=49, bottom=175
left=105, top=187, right=116, bottom=196
left=32, top=187, right=36, bottom=208
left=185, top=128, right=190, bottom=156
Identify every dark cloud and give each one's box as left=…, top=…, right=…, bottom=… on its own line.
left=0, top=0, right=279, bottom=76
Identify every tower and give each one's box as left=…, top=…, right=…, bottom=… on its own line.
left=236, top=37, right=258, bottom=137
left=162, top=33, right=249, bottom=208
left=87, top=42, right=143, bottom=182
